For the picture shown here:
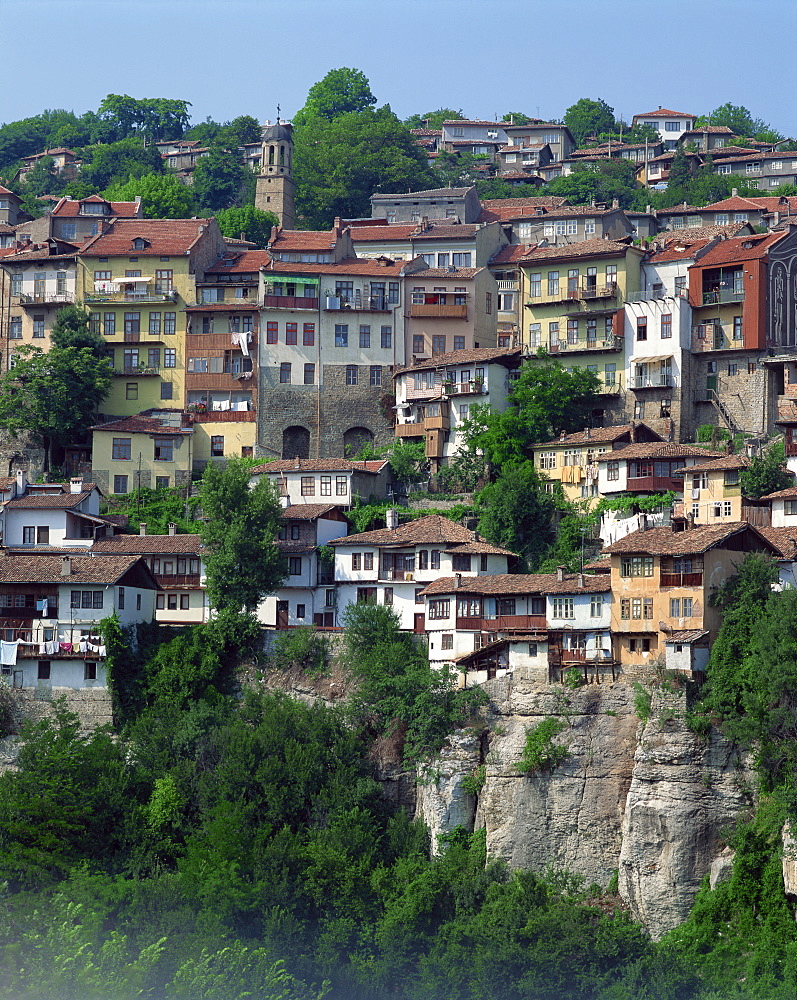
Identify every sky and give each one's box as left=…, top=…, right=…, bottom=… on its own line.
left=1, top=0, right=796, bottom=136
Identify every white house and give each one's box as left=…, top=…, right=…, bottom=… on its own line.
left=249, top=458, right=393, bottom=509
left=596, top=442, right=725, bottom=498
left=393, top=347, right=522, bottom=470
left=632, top=108, right=697, bottom=150
left=1, top=475, right=106, bottom=548
left=329, top=513, right=515, bottom=631
left=259, top=503, right=350, bottom=629
left=0, top=552, right=157, bottom=689
left=420, top=569, right=612, bottom=684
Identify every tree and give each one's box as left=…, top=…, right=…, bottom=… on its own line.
left=740, top=443, right=794, bottom=498
left=501, top=112, right=534, bottom=125
left=476, top=464, right=556, bottom=570
left=405, top=109, right=464, bottom=130
left=80, top=138, right=164, bottom=190
left=695, top=103, right=781, bottom=143
left=103, top=173, right=195, bottom=218
left=0, top=344, right=111, bottom=469
left=295, top=67, right=377, bottom=125
left=95, top=94, right=192, bottom=142
left=432, top=150, right=493, bottom=189
left=544, top=159, right=638, bottom=208
left=294, top=106, right=434, bottom=228
left=215, top=205, right=278, bottom=248
left=192, top=145, right=249, bottom=212
left=198, top=458, right=287, bottom=613
left=563, top=98, right=616, bottom=146
left=666, top=146, right=693, bottom=189
left=219, top=115, right=263, bottom=146
left=49, top=304, right=105, bottom=354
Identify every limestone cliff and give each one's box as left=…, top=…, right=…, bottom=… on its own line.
left=414, top=678, right=754, bottom=940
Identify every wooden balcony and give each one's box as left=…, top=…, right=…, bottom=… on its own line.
left=660, top=572, right=703, bottom=587
left=395, top=422, right=425, bottom=438
left=156, top=574, right=201, bottom=588
left=456, top=614, right=547, bottom=632
left=408, top=302, right=468, bottom=319
left=263, top=294, right=319, bottom=310
left=189, top=409, right=255, bottom=423
left=626, top=476, right=684, bottom=492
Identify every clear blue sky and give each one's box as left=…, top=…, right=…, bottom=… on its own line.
left=1, top=0, right=796, bottom=136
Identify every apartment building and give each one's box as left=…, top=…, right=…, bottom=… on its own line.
left=349, top=219, right=507, bottom=268
left=672, top=455, right=769, bottom=526
left=405, top=264, right=498, bottom=362
left=503, top=122, right=576, bottom=162
left=371, top=186, right=482, bottom=225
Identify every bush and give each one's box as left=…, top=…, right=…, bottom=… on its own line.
left=0, top=680, right=15, bottom=736
left=270, top=627, right=330, bottom=675
left=517, top=717, right=568, bottom=773
left=632, top=682, right=652, bottom=721
left=462, top=764, right=486, bottom=796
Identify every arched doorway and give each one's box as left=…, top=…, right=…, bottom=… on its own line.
left=344, top=426, right=374, bottom=457
left=282, top=426, right=310, bottom=459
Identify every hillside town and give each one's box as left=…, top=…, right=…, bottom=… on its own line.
left=0, top=97, right=797, bottom=698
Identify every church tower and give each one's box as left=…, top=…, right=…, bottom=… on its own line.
left=255, top=120, right=295, bottom=230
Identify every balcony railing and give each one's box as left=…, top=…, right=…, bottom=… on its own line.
left=379, top=569, right=414, bottom=581
left=408, top=301, right=468, bottom=319
left=625, top=287, right=688, bottom=303
left=263, top=294, right=319, bottom=309
left=325, top=295, right=393, bottom=312
left=580, top=282, right=617, bottom=299
left=627, top=475, right=684, bottom=492
left=702, top=289, right=745, bottom=305
left=19, top=291, right=75, bottom=306
left=443, top=380, right=487, bottom=395
left=497, top=280, right=518, bottom=290
left=660, top=572, right=703, bottom=587
left=548, top=336, right=622, bottom=353
left=598, top=375, right=624, bottom=393
left=631, top=374, right=676, bottom=389
left=114, top=364, right=160, bottom=376
left=85, top=290, right=177, bottom=303
left=456, top=614, right=547, bottom=631
left=156, top=574, right=201, bottom=588
left=0, top=607, right=58, bottom=620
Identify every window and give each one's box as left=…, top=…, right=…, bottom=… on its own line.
left=370, top=365, right=382, bottom=386
left=38, top=661, right=50, bottom=680
left=303, top=323, right=315, bottom=346
left=210, top=436, right=224, bottom=457
left=364, top=552, right=373, bottom=571
left=160, top=347, right=176, bottom=370
left=529, top=272, right=541, bottom=297
left=660, top=313, right=672, bottom=339
left=123, top=312, right=140, bottom=335
left=112, top=437, right=131, bottom=460
left=114, top=475, right=128, bottom=494
left=118, top=587, right=125, bottom=609
left=381, top=326, right=392, bottom=349
left=164, top=312, right=176, bottom=335
left=155, top=269, right=172, bottom=292
left=10, top=273, right=22, bottom=297
left=8, top=317, right=22, bottom=340
left=442, top=634, right=454, bottom=650
left=590, top=595, right=603, bottom=617
left=22, top=526, right=34, bottom=544
left=428, top=599, right=450, bottom=620
left=335, top=324, right=348, bottom=347
left=552, top=597, right=574, bottom=619
left=452, top=554, right=472, bottom=571
left=432, top=335, right=446, bottom=354
left=289, top=557, right=302, bottom=575
left=359, top=325, right=371, bottom=348
left=187, top=357, right=207, bottom=372
left=266, top=322, right=278, bottom=344
left=156, top=476, right=169, bottom=488
left=126, top=383, right=138, bottom=400
left=636, top=317, right=647, bottom=341
left=412, top=335, right=425, bottom=355
left=480, top=554, right=488, bottom=572
left=665, top=121, right=681, bottom=131
left=336, top=476, right=347, bottom=496
left=415, top=588, right=425, bottom=605
left=620, top=556, right=654, bottom=577
left=301, top=476, right=315, bottom=496
left=285, top=322, right=297, bottom=345
left=733, top=316, right=743, bottom=340
left=547, top=271, right=559, bottom=296
left=304, top=363, right=315, bottom=384
left=566, top=319, right=578, bottom=344
left=32, top=316, right=45, bottom=338
left=644, top=598, right=653, bottom=619
left=486, top=292, right=492, bottom=315
left=351, top=553, right=361, bottom=571
left=36, top=526, right=49, bottom=545
left=148, top=348, right=160, bottom=368
left=383, top=587, right=393, bottom=606
left=179, top=594, right=190, bottom=611
left=325, top=590, right=335, bottom=607
left=346, top=365, right=358, bottom=385
left=279, top=362, right=291, bottom=383
left=430, top=549, right=440, bottom=569
left=548, top=321, right=560, bottom=346
left=584, top=218, right=596, bottom=235
left=154, top=438, right=173, bottom=462
left=452, top=253, right=471, bottom=267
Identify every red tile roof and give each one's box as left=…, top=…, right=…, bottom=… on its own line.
left=204, top=250, right=270, bottom=274
left=490, top=243, right=534, bottom=264
left=673, top=455, right=750, bottom=474
left=477, top=197, right=568, bottom=223
left=691, top=232, right=785, bottom=267
left=0, top=553, right=151, bottom=585
left=759, top=486, right=797, bottom=500
left=755, top=526, right=797, bottom=558
left=442, top=120, right=506, bottom=127
left=646, top=239, right=712, bottom=263
left=91, top=534, right=202, bottom=554
left=420, top=572, right=608, bottom=596
left=268, top=229, right=339, bottom=251
left=330, top=514, right=473, bottom=548
left=538, top=423, right=661, bottom=448
left=701, top=195, right=797, bottom=214
left=264, top=255, right=410, bottom=277
left=90, top=416, right=191, bottom=436
left=79, top=218, right=215, bottom=256
left=4, top=490, right=96, bottom=510
left=604, top=522, right=774, bottom=556
left=350, top=223, right=480, bottom=243
left=51, top=196, right=141, bottom=218
left=394, top=347, right=521, bottom=375
left=280, top=504, right=350, bottom=521
left=601, top=442, right=725, bottom=462
left=251, top=458, right=388, bottom=475
left=372, top=187, right=474, bottom=200
left=519, top=238, right=636, bottom=263
left=634, top=108, right=696, bottom=119
left=349, top=225, right=417, bottom=242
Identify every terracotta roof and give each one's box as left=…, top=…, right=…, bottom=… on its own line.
left=280, top=504, right=349, bottom=520
left=490, top=243, right=534, bottom=264
left=673, top=455, right=750, bottom=474
left=90, top=416, right=191, bottom=436
left=185, top=302, right=258, bottom=312
left=394, top=346, right=521, bottom=375
left=604, top=522, right=775, bottom=556
left=51, top=197, right=141, bottom=219
left=349, top=224, right=417, bottom=242
left=599, top=443, right=725, bottom=462
left=634, top=108, right=696, bottom=119
left=4, top=490, right=96, bottom=510
left=477, top=197, right=568, bottom=223
left=755, top=526, right=797, bottom=558
left=264, top=256, right=408, bottom=276
left=329, top=514, right=473, bottom=548
left=79, top=218, right=215, bottom=257
left=409, top=128, right=443, bottom=137
left=420, top=572, right=609, bottom=596
left=666, top=629, right=709, bottom=643
left=646, top=239, right=712, bottom=263
left=442, top=541, right=517, bottom=556
left=251, top=458, right=388, bottom=475
left=268, top=229, right=338, bottom=251
left=702, top=196, right=797, bottom=213
left=702, top=146, right=762, bottom=158
left=0, top=553, right=151, bottom=585
left=692, top=232, right=784, bottom=267
left=410, top=265, right=481, bottom=278
left=498, top=142, right=546, bottom=153
left=91, top=534, right=201, bottom=554
left=0, top=185, right=18, bottom=197
left=682, top=126, right=736, bottom=136
left=537, top=423, right=659, bottom=448
left=204, top=250, right=271, bottom=274
left=0, top=478, right=16, bottom=492
left=658, top=223, right=752, bottom=244
left=442, top=120, right=506, bottom=127
left=759, top=486, right=797, bottom=500
left=519, top=238, right=637, bottom=263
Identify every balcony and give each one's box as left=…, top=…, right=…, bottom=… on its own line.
left=630, top=375, right=676, bottom=389
left=85, top=290, right=177, bottom=304
left=189, top=409, right=255, bottom=423
left=156, top=574, right=201, bottom=588
left=497, top=280, right=518, bottom=291
left=660, top=572, right=703, bottom=587
left=701, top=288, right=745, bottom=305
left=456, top=614, right=547, bottom=632
left=443, top=380, right=487, bottom=395
left=0, top=607, right=59, bottom=620
left=263, top=294, right=319, bottom=310
left=19, top=291, right=75, bottom=307
left=408, top=301, right=468, bottom=319
left=599, top=375, right=624, bottom=394
left=626, top=287, right=689, bottom=303
left=580, top=282, right=617, bottom=299
left=548, top=336, right=622, bottom=354
left=114, top=364, right=160, bottom=376
left=691, top=329, right=743, bottom=352
left=379, top=569, right=414, bottom=581
left=627, top=475, right=684, bottom=492
left=325, top=295, right=393, bottom=312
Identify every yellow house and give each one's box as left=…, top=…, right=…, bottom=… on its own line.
left=672, top=454, right=770, bottom=525
left=519, top=239, right=644, bottom=395
left=90, top=414, right=193, bottom=495
left=76, top=218, right=226, bottom=417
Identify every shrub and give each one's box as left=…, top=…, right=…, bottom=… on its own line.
left=270, top=626, right=330, bottom=675
left=517, top=717, right=568, bottom=773
left=462, top=764, right=486, bottom=796
left=632, top=682, right=652, bottom=721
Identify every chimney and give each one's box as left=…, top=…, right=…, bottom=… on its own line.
left=168, top=522, right=177, bottom=536
left=687, top=512, right=695, bottom=530
left=69, top=476, right=83, bottom=494
left=386, top=508, right=400, bottom=530
left=14, top=468, right=26, bottom=497
left=279, top=494, right=290, bottom=508
left=584, top=427, right=591, bottom=439
left=557, top=565, right=566, bottom=582
left=455, top=573, right=462, bottom=589
left=61, top=555, right=71, bottom=577
left=139, top=522, right=147, bottom=536
left=732, top=187, right=738, bottom=198
left=578, top=573, right=585, bottom=588
left=294, top=455, right=301, bottom=469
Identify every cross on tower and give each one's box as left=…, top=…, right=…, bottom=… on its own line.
left=276, top=103, right=281, bottom=123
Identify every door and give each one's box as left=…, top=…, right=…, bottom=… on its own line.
left=706, top=374, right=717, bottom=400
left=276, top=601, right=289, bottom=629
left=414, top=613, right=425, bottom=634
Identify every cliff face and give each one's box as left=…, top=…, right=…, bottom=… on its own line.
left=414, top=679, right=754, bottom=940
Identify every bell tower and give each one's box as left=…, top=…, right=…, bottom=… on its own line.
left=255, top=119, right=295, bottom=230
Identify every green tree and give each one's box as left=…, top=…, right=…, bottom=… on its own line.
left=103, top=173, right=195, bottom=218
left=80, top=137, right=164, bottom=190
left=295, top=67, right=377, bottom=125
left=215, top=204, right=279, bottom=248
left=666, top=145, right=693, bottom=189
left=476, top=463, right=556, bottom=570
left=192, top=145, right=249, bottom=212
left=95, top=94, right=192, bottom=141
left=49, top=304, right=105, bottom=354
left=563, top=97, right=616, bottom=145
left=695, top=102, right=781, bottom=143
left=220, top=114, right=263, bottom=146
left=740, top=442, right=794, bottom=498
left=405, top=108, right=464, bottom=130
left=544, top=159, right=638, bottom=207
left=501, top=112, right=534, bottom=125
left=0, top=344, right=111, bottom=469
left=198, top=458, right=287, bottom=613
left=432, top=150, right=492, bottom=190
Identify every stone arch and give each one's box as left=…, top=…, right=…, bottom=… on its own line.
left=282, top=426, right=310, bottom=460
left=343, top=426, right=374, bottom=457
left=7, top=453, right=24, bottom=477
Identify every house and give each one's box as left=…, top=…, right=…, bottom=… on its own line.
left=637, top=149, right=702, bottom=188
left=673, top=455, right=770, bottom=526
left=709, top=152, right=797, bottom=192
left=533, top=423, right=663, bottom=504
left=503, top=122, right=576, bottom=163
left=488, top=243, right=530, bottom=347
left=77, top=217, right=228, bottom=419
left=0, top=475, right=107, bottom=548
left=506, top=204, right=633, bottom=246
left=17, top=147, right=81, bottom=182
left=440, top=121, right=509, bottom=162
left=677, top=125, right=737, bottom=152
left=674, top=194, right=797, bottom=231
left=249, top=457, right=393, bottom=508
left=349, top=219, right=507, bottom=269
left=0, top=552, right=157, bottom=689
left=596, top=442, right=725, bottom=498
left=404, top=263, right=498, bottom=360
left=260, top=503, right=350, bottom=629
left=18, top=195, right=143, bottom=246
left=393, top=347, right=522, bottom=469
left=371, top=186, right=482, bottom=225
left=90, top=413, right=194, bottom=495
left=632, top=108, right=697, bottom=150
left=605, top=520, right=779, bottom=673
left=329, top=513, right=515, bottom=631
left=496, top=142, right=553, bottom=178
left=91, top=526, right=206, bottom=624
left=758, top=486, right=797, bottom=528
left=420, top=568, right=611, bottom=684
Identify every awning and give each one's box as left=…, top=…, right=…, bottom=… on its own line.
left=631, top=354, right=673, bottom=365
left=665, top=629, right=709, bottom=644
left=109, top=276, right=154, bottom=284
